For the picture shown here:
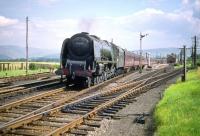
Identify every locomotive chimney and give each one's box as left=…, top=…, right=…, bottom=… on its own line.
left=81, top=32, right=89, bottom=34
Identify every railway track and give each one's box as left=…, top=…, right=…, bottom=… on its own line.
left=0, top=67, right=181, bottom=136
left=0, top=71, right=140, bottom=128
left=0, top=78, right=63, bottom=105
left=0, top=82, right=12, bottom=88
left=0, top=68, right=164, bottom=104
left=0, top=87, right=76, bottom=125
left=0, top=77, right=60, bottom=91
left=0, top=72, right=55, bottom=85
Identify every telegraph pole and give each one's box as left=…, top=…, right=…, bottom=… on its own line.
left=180, top=48, right=183, bottom=65
left=194, top=36, right=197, bottom=68
left=146, top=52, right=150, bottom=67
left=26, top=16, right=29, bottom=75
left=191, top=45, right=194, bottom=68
left=139, top=32, right=142, bottom=73
left=111, top=38, right=113, bottom=43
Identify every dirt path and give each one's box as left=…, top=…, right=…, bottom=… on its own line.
left=88, top=76, right=178, bottom=136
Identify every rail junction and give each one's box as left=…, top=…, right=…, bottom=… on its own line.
left=0, top=65, right=182, bottom=136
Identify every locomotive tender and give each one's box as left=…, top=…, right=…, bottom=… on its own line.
left=60, top=32, right=149, bottom=87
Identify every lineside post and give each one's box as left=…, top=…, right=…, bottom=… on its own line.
left=191, top=45, right=194, bottom=68
left=182, top=45, right=186, bottom=82
left=194, top=36, right=197, bottom=68
left=139, top=32, right=142, bottom=73
left=139, top=32, right=148, bottom=73
left=180, top=48, right=183, bottom=65
left=26, top=16, right=29, bottom=75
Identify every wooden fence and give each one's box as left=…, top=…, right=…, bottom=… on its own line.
left=0, top=63, right=27, bottom=71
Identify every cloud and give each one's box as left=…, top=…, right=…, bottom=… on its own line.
left=37, top=0, right=60, bottom=6
left=0, top=8, right=199, bottom=51
left=182, top=0, right=189, bottom=5
left=88, top=8, right=200, bottom=49
left=195, top=0, right=200, bottom=10
left=181, top=0, right=200, bottom=18
left=0, top=16, right=18, bottom=27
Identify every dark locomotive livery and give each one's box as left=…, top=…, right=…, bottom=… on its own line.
left=60, top=32, right=153, bottom=87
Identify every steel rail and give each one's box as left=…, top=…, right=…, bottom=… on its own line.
left=0, top=81, right=60, bottom=96
left=0, top=78, right=60, bottom=94
left=0, top=72, right=55, bottom=83
left=47, top=69, right=182, bottom=136
left=0, top=71, right=148, bottom=130
left=0, top=72, right=148, bottom=132
left=0, top=87, right=65, bottom=111
left=0, top=68, right=176, bottom=134
left=0, top=76, right=59, bottom=90
left=0, top=73, right=127, bottom=131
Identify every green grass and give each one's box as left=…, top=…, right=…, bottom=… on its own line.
left=174, top=64, right=183, bottom=69
left=154, top=68, right=200, bottom=136
left=31, top=62, right=59, bottom=65
left=0, top=69, right=50, bottom=78
left=174, top=63, right=192, bottom=69
left=0, top=62, right=59, bottom=65
left=0, top=61, right=59, bottom=78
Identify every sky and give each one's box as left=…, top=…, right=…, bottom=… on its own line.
left=0, top=0, right=200, bottom=51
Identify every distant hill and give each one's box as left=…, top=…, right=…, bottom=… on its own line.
left=0, top=45, right=25, bottom=59
left=0, top=45, right=60, bottom=60
left=134, top=47, right=192, bottom=58
left=0, top=45, right=192, bottom=61
left=0, top=54, right=11, bottom=60
left=31, top=54, right=60, bottom=62
left=143, top=48, right=180, bottom=58
left=42, top=53, right=60, bottom=59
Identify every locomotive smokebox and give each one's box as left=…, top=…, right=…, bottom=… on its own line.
left=71, top=37, right=89, bottom=56
left=67, top=33, right=93, bottom=60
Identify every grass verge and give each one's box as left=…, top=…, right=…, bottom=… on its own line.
left=154, top=68, right=200, bottom=136
left=0, top=69, right=50, bottom=78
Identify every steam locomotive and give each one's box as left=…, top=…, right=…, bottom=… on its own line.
left=60, top=32, right=154, bottom=87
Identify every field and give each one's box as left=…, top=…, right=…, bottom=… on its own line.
left=154, top=68, right=200, bottom=136
left=0, top=69, right=51, bottom=78
left=0, top=62, right=59, bottom=78
left=0, top=62, right=59, bottom=65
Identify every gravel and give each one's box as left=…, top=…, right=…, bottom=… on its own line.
left=87, top=75, right=179, bottom=136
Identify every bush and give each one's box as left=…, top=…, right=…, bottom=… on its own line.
left=29, top=63, right=59, bottom=70
left=53, top=64, right=59, bottom=69
left=174, top=63, right=180, bottom=66
left=197, top=62, right=200, bottom=66
left=29, top=63, right=37, bottom=70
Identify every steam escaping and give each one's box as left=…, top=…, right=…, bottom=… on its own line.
left=78, top=18, right=94, bottom=33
